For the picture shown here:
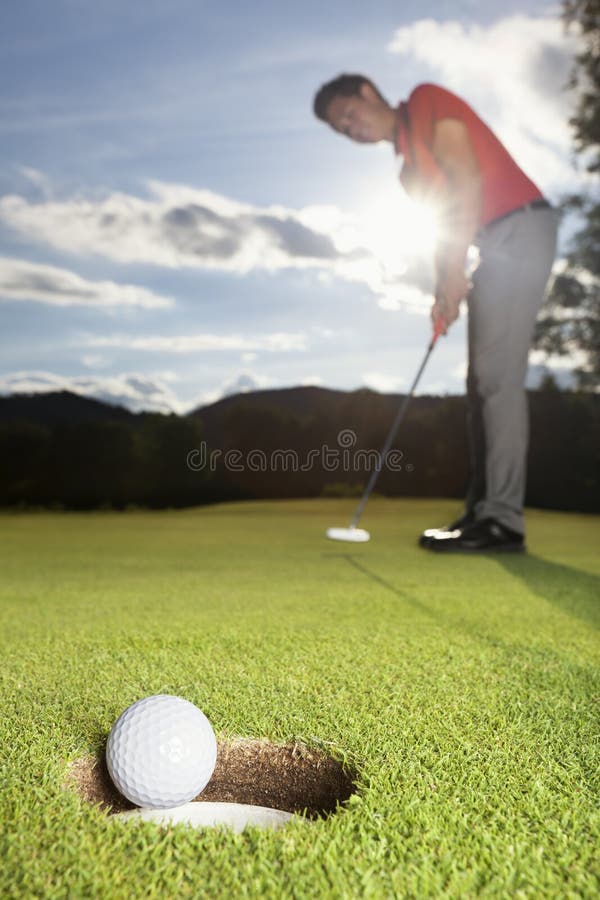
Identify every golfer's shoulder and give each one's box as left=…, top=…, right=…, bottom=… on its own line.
left=409, top=83, right=466, bottom=112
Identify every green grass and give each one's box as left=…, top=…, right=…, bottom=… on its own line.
left=1, top=498, right=598, bottom=899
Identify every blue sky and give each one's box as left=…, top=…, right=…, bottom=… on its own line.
left=0, top=1, right=583, bottom=412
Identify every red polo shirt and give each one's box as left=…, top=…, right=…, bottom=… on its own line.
left=395, top=83, right=544, bottom=227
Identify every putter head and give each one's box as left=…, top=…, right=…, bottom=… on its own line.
left=326, top=526, right=370, bottom=543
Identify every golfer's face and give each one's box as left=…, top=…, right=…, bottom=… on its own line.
left=326, top=94, right=383, bottom=144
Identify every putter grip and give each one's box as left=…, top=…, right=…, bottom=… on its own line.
left=432, top=316, right=446, bottom=343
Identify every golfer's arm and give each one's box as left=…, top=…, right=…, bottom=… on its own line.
left=432, top=119, right=482, bottom=281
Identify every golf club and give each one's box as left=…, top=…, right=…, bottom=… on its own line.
left=326, top=319, right=445, bottom=542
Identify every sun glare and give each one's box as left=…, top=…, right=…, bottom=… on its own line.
left=357, top=192, right=440, bottom=270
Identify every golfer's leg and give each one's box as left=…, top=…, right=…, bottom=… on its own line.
left=469, top=208, right=558, bottom=534
left=465, top=321, right=486, bottom=515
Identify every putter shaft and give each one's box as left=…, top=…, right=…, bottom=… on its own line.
left=349, top=327, right=442, bottom=529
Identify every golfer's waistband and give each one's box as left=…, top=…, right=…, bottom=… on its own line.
left=480, top=199, right=552, bottom=233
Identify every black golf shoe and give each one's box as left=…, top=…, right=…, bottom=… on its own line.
left=426, top=517, right=525, bottom=553
left=418, top=512, right=475, bottom=548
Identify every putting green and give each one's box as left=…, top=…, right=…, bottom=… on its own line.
left=1, top=499, right=598, bottom=898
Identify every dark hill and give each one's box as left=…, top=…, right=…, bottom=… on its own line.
left=189, top=385, right=346, bottom=422
left=190, top=385, right=455, bottom=449
left=0, top=391, right=135, bottom=425
left=0, top=385, right=597, bottom=512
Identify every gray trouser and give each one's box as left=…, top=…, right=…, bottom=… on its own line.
left=465, top=205, right=559, bottom=534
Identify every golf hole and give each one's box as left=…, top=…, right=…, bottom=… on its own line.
left=68, top=739, right=357, bottom=831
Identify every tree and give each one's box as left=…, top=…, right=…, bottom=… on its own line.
left=564, top=0, right=600, bottom=171
left=0, top=422, right=50, bottom=504
left=533, top=0, right=600, bottom=389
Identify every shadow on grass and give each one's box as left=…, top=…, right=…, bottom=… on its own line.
left=494, top=554, right=600, bottom=631
left=325, top=554, right=598, bottom=798
left=326, top=552, right=600, bottom=633
left=324, top=553, right=436, bottom=619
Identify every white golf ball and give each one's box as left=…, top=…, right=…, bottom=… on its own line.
left=106, top=695, right=217, bottom=809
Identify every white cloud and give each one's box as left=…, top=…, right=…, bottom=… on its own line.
left=0, top=257, right=173, bottom=309
left=195, top=371, right=276, bottom=407
left=18, top=166, right=53, bottom=198
left=362, top=372, right=407, bottom=393
left=452, top=360, right=468, bottom=380
left=376, top=284, right=431, bottom=312
left=0, top=179, right=436, bottom=314
left=81, top=354, right=111, bottom=369
left=0, top=182, right=342, bottom=273
left=83, top=331, right=308, bottom=353
left=388, top=15, right=580, bottom=196
left=311, top=326, right=340, bottom=339
left=0, top=370, right=183, bottom=413
left=221, top=372, right=274, bottom=396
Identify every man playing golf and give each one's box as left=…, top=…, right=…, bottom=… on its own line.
left=313, top=76, right=558, bottom=553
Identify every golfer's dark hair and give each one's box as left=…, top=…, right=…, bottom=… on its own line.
left=313, top=74, right=388, bottom=121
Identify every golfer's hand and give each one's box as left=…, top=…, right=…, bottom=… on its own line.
left=431, top=297, right=460, bottom=336
left=433, top=270, right=470, bottom=335
left=431, top=300, right=450, bottom=336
